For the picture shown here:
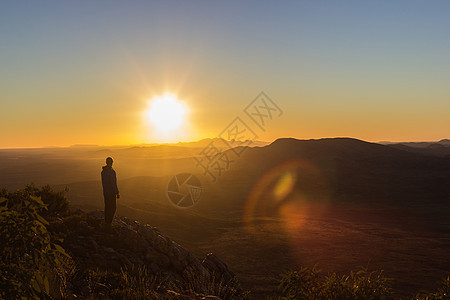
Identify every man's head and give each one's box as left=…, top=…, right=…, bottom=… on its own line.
left=106, top=157, right=113, bottom=167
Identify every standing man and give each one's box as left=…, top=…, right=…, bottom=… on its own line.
left=101, top=157, right=120, bottom=226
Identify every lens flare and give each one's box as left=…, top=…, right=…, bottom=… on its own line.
left=273, top=170, right=297, bottom=202
left=243, top=159, right=331, bottom=260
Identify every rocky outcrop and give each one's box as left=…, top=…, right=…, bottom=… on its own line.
left=50, top=210, right=244, bottom=299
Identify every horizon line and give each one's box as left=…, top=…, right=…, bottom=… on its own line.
left=0, top=136, right=449, bottom=150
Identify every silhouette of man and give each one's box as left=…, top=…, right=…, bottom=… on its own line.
left=101, top=157, right=120, bottom=226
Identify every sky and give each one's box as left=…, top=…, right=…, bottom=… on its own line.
left=1, top=1, right=450, bottom=148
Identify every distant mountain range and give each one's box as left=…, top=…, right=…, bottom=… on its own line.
left=381, top=139, right=450, bottom=157
left=68, top=137, right=270, bottom=150
left=218, top=137, right=450, bottom=209
left=2, top=137, right=449, bottom=210
left=380, top=139, right=450, bottom=147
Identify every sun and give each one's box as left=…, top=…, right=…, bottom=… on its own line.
left=145, top=94, right=187, bottom=133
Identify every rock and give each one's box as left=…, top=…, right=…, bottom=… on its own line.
left=79, top=220, right=88, bottom=227
left=92, top=253, right=103, bottom=261
left=202, top=253, right=235, bottom=283
left=153, top=234, right=172, bottom=253
left=166, top=290, right=191, bottom=299
left=117, top=252, right=132, bottom=268
left=149, top=262, right=160, bottom=273
left=145, top=249, right=159, bottom=263
left=157, top=253, right=171, bottom=268
left=103, top=247, right=116, bottom=254
left=145, top=248, right=171, bottom=268
left=170, top=243, right=189, bottom=261
left=62, top=211, right=244, bottom=299
left=88, top=210, right=104, bottom=219
left=88, top=237, right=99, bottom=253
left=139, top=224, right=158, bottom=242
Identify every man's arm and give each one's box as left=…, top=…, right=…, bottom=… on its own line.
left=113, top=170, right=120, bottom=198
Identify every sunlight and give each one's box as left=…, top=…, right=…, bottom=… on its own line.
left=145, top=94, right=188, bottom=134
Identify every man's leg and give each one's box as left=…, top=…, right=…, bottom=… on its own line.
left=110, top=195, right=116, bottom=222
left=104, top=195, right=116, bottom=225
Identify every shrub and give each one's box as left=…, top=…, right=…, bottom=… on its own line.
left=0, top=191, right=72, bottom=299
left=278, top=265, right=323, bottom=299
left=275, top=266, right=392, bottom=300
left=75, top=266, right=163, bottom=299
left=78, top=265, right=249, bottom=299
left=0, top=184, right=70, bottom=220
left=176, top=268, right=249, bottom=300
left=24, top=184, right=70, bottom=218
left=416, top=274, right=450, bottom=300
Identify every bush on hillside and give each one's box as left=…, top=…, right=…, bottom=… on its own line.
left=0, top=184, right=70, bottom=220
left=416, top=274, right=450, bottom=300
left=272, top=265, right=392, bottom=300
left=0, top=189, right=73, bottom=299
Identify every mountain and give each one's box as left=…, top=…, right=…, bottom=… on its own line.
left=216, top=137, right=450, bottom=209
left=389, top=143, right=450, bottom=157
left=157, top=138, right=270, bottom=148
left=438, top=139, right=450, bottom=146
left=59, top=137, right=450, bottom=216
left=384, top=139, right=450, bottom=157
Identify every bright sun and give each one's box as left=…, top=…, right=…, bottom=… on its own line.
left=146, top=94, right=187, bottom=133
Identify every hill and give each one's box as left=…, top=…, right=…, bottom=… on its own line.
left=0, top=186, right=246, bottom=299
left=55, top=210, right=245, bottom=299
left=219, top=137, right=450, bottom=208
left=385, top=139, right=450, bottom=157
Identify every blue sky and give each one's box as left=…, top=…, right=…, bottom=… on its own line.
left=1, top=1, right=450, bottom=147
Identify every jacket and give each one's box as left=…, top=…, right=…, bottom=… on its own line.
left=101, top=165, right=119, bottom=196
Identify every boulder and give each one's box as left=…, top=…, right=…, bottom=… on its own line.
left=202, top=253, right=235, bottom=283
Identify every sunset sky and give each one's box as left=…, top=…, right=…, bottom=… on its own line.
left=1, top=1, right=450, bottom=148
